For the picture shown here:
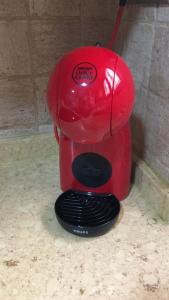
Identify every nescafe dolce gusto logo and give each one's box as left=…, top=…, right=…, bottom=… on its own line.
left=72, top=62, right=97, bottom=86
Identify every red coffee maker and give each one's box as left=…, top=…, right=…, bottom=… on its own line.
left=48, top=46, right=134, bottom=237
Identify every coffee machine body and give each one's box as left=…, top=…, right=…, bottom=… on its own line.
left=48, top=46, right=134, bottom=201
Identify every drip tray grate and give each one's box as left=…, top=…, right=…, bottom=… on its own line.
left=55, top=190, right=120, bottom=237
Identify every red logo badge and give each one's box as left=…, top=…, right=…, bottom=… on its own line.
left=72, top=62, right=97, bottom=86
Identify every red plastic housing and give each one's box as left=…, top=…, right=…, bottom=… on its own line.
left=48, top=46, right=134, bottom=200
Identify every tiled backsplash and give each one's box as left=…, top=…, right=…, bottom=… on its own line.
left=0, top=0, right=168, bottom=182
left=117, top=3, right=169, bottom=181
left=0, top=0, right=115, bottom=136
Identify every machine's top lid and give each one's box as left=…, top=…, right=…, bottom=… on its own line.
left=49, top=46, right=118, bottom=144
left=48, top=46, right=134, bottom=144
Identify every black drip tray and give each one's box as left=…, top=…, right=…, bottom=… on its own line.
left=55, top=190, right=120, bottom=237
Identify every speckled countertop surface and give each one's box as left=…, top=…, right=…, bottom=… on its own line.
left=0, top=133, right=169, bottom=300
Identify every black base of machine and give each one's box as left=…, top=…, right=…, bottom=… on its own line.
left=55, top=190, right=120, bottom=237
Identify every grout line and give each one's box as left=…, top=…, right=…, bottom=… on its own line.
left=144, top=4, right=158, bottom=123
left=0, top=72, right=50, bottom=81
left=0, top=15, right=168, bottom=25
left=0, top=16, right=81, bottom=21
left=29, top=16, right=81, bottom=21
left=25, top=0, right=39, bottom=131
left=0, top=74, right=32, bottom=81
left=80, top=0, right=82, bottom=46
left=0, top=17, right=26, bottom=21
left=122, top=18, right=169, bottom=26
left=0, top=16, right=168, bottom=25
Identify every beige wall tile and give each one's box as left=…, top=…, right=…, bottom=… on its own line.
left=31, top=19, right=81, bottom=74
left=0, top=0, right=27, bottom=17
left=81, top=18, right=113, bottom=47
left=0, top=78, right=36, bottom=129
left=144, top=92, right=169, bottom=180
left=146, top=92, right=169, bottom=140
left=38, top=124, right=53, bottom=133
left=131, top=116, right=145, bottom=158
left=0, top=21, right=31, bottom=76
left=145, top=135, right=169, bottom=168
left=145, top=151, right=169, bottom=182
left=131, top=85, right=148, bottom=157
left=122, top=21, right=155, bottom=89
left=157, top=6, right=169, bottom=22
left=124, top=4, right=156, bottom=22
left=81, top=0, right=115, bottom=19
left=0, top=127, right=37, bottom=138
left=29, top=0, right=80, bottom=17
left=134, top=156, right=169, bottom=221
left=133, top=84, right=148, bottom=120
left=35, top=76, right=51, bottom=124
left=149, top=24, right=169, bottom=99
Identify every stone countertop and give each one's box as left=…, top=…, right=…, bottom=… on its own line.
left=0, top=133, right=169, bottom=300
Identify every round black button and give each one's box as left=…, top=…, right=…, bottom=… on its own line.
left=72, top=152, right=112, bottom=188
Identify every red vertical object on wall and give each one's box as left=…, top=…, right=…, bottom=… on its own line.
left=108, top=6, right=125, bottom=49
